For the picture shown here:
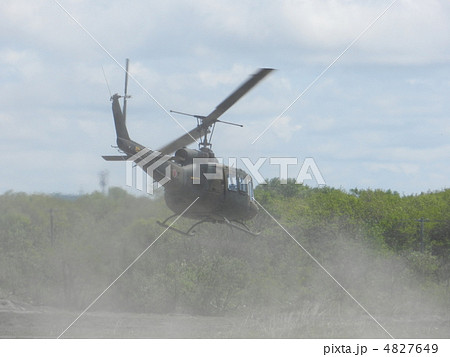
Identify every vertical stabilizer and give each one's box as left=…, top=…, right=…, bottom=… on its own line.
left=111, top=94, right=130, bottom=140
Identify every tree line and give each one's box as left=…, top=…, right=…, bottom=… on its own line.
left=0, top=183, right=449, bottom=319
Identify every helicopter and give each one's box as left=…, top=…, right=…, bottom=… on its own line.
left=103, top=59, right=274, bottom=235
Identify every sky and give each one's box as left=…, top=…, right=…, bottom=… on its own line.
left=0, top=0, right=449, bottom=195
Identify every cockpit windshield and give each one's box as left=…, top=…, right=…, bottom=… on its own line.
left=227, top=169, right=254, bottom=198
left=237, top=176, right=248, bottom=192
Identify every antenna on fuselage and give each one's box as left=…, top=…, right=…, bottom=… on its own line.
left=123, top=58, right=131, bottom=122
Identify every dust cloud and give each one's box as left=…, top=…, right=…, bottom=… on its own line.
left=0, top=191, right=449, bottom=338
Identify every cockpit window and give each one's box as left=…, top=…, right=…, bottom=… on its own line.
left=228, top=175, right=237, bottom=191
left=237, top=176, right=248, bottom=192
left=228, top=172, right=253, bottom=197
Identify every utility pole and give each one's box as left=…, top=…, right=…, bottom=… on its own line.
left=99, top=170, right=109, bottom=195
left=415, top=217, right=430, bottom=253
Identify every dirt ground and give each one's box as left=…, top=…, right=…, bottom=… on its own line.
left=1, top=299, right=448, bottom=338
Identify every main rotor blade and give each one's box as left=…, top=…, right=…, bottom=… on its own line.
left=157, top=126, right=204, bottom=156
left=203, top=68, right=274, bottom=126
left=157, top=68, right=274, bottom=155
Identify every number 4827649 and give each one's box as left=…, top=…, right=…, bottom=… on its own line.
left=383, top=344, right=438, bottom=354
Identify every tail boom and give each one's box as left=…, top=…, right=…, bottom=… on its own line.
left=111, top=93, right=130, bottom=141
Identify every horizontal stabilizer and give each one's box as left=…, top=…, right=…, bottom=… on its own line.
left=102, top=155, right=129, bottom=161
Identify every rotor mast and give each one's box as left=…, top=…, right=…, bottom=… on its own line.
left=169, top=110, right=243, bottom=151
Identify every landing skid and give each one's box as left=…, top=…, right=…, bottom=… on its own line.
left=157, top=214, right=209, bottom=236
left=157, top=214, right=260, bottom=236
left=223, top=217, right=260, bottom=236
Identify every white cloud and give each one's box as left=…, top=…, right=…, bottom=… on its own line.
left=381, top=145, right=450, bottom=163
left=306, top=115, right=336, bottom=132
left=3, top=1, right=450, bottom=65
left=271, top=116, right=302, bottom=142
left=279, top=0, right=450, bottom=64
left=366, top=162, right=419, bottom=175
left=197, top=65, right=252, bottom=88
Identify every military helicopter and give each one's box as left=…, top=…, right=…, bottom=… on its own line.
left=103, top=60, right=273, bottom=235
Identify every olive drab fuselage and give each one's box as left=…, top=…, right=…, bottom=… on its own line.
left=125, top=142, right=258, bottom=222
left=162, top=159, right=258, bottom=222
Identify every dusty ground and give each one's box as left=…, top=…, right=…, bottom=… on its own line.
left=0, top=299, right=448, bottom=338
